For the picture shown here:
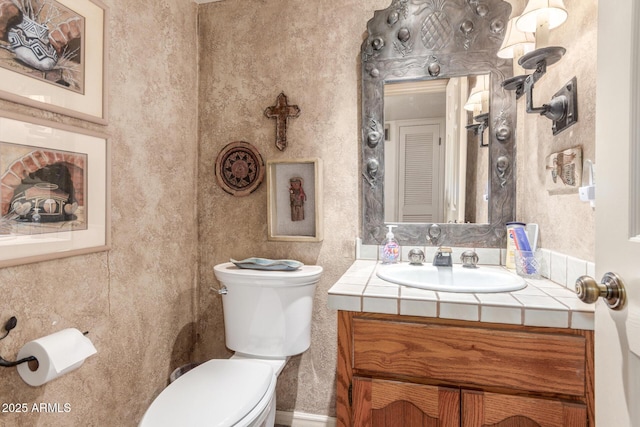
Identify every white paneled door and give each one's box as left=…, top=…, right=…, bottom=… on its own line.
left=398, top=122, right=444, bottom=223
left=595, top=0, right=640, bottom=425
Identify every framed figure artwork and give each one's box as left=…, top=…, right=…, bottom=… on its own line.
left=267, top=158, right=323, bottom=242
left=0, top=0, right=108, bottom=124
left=0, top=112, right=110, bottom=267
left=545, top=147, right=583, bottom=194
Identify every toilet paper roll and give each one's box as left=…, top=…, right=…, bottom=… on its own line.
left=16, top=328, right=97, bottom=387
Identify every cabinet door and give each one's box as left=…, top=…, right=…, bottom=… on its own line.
left=352, top=377, right=459, bottom=427
left=462, top=390, right=587, bottom=427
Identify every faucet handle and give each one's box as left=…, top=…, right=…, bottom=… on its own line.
left=408, top=248, right=425, bottom=265
left=460, top=250, right=479, bottom=268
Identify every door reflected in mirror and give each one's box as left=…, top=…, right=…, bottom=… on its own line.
left=383, top=76, right=490, bottom=224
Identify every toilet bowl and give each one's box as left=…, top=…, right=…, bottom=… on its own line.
left=139, top=262, right=323, bottom=427
left=139, top=359, right=278, bottom=427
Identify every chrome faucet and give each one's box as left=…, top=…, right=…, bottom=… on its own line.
left=432, top=247, right=453, bottom=267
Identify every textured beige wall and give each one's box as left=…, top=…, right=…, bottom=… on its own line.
left=0, top=1, right=199, bottom=425
left=196, top=0, right=388, bottom=417
left=515, top=0, right=597, bottom=261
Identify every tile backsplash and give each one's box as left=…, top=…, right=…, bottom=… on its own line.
left=355, top=238, right=595, bottom=290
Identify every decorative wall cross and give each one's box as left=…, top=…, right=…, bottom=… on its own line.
left=264, top=92, right=300, bottom=151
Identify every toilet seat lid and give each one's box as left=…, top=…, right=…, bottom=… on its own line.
left=140, top=359, right=274, bottom=427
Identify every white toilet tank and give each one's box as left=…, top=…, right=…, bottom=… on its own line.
left=213, top=262, right=323, bottom=358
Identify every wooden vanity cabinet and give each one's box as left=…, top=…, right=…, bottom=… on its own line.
left=336, top=311, right=594, bottom=427
left=352, top=378, right=460, bottom=427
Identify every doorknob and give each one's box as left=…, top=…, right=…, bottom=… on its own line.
left=575, top=272, right=627, bottom=310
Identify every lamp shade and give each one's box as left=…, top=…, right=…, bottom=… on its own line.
left=464, top=91, right=487, bottom=111
left=516, top=0, right=568, bottom=33
left=463, top=98, right=482, bottom=112
left=464, top=75, right=489, bottom=112
left=498, top=17, right=536, bottom=59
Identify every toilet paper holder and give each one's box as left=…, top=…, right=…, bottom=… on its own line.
left=0, top=315, right=89, bottom=369
left=0, top=316, right=37, bottom=368
left=0, top=354, right=36, bottom=368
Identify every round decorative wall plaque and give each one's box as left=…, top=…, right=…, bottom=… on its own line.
left=215, top=141, right=265, bottom=196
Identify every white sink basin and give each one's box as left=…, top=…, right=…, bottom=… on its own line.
left=376, top=263, right=526, bottom=293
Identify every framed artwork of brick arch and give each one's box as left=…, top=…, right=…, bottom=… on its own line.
left=0, top=112, right=110, bottom=267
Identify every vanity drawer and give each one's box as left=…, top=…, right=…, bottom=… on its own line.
left=352, top=317, right=587, bottom=397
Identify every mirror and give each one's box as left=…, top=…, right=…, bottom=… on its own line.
left=361, top=0, right=516, bottom=247
left=383, top=76, right=489, bottom=224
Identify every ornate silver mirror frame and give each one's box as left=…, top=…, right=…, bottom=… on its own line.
left=361, top=0, right=516, bottom=247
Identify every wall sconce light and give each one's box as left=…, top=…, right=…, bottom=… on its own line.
left=516, top=0, right=568, bottom=50
left=465, top=113, right=489, bottom=147
left=502, top=0, right=577, bottom=135
left=516, top=0, right=568, bottom=80
left=465, top=75, right=490, bottom=147
left=498, top=10, right=536, bottom=99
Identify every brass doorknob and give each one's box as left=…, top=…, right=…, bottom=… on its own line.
left=575, top=272, right=626, bottom=310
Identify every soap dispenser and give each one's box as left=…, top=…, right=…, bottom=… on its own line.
left=381, top=225, right=400, bottom=264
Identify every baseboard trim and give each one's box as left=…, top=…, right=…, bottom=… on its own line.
left=275, top=410, right=337, bottom=427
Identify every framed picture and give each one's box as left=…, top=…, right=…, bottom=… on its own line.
left=267, top=158, right=323, bottom=242
left=0, top=112, right=110, bottom=267
left=0, top=0, right=108, bottom=124
left=545, top=147, right=583, bottom=194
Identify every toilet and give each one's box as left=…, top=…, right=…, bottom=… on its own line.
left=139, top=262, right=323, bottom=427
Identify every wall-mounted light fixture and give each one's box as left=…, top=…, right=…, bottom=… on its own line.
left=516, top=0, right=568, bottom=50
left=465, top=75, right=490, bottom=147
left=465, top=113, right=489, bottom=147
left=497, top=8, right=535, bottom=98
left=516, top=0, right=568, bottom=79
left=501, top=0, right=577, bottom=135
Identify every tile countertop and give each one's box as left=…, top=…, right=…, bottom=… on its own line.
left=327, top=260, right=595, bottom=330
